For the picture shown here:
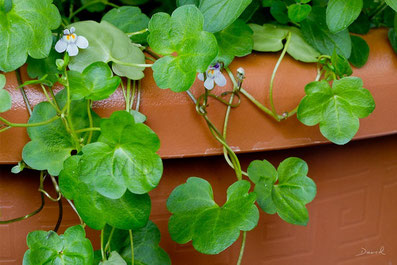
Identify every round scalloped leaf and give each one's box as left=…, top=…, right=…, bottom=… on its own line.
left=0, top=74, right=12, bottom=113
left=297, top=77, right=375, bottom=145
left=68, top=21, right=146, bottom=80
left=167, top=177, right=259, bottom=254
left=0, top=0, right=61, bottom=72
left=248, top=157, right=316, bottom=225
left=23, top=225, right=93, bottom=265
left=59, top=156, right=151, bottom=230
left=79, top=111, right=162, bottom=199
left=148, top=5, right=218, bottom=92
left=69, top=62, right=121, bottom=101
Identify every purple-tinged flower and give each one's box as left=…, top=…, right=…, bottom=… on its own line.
left=198, top=63, right=227, bottom=90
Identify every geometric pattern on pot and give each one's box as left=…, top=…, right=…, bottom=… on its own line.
left=248, top=157, right=316, bottom=226
left=79, top=111, right=163, bottom=199
left=167, top=177, right=259, bottom=254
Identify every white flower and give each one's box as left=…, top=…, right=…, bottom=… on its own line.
left=55, top=27, right=89, bottom=56
left=198, top=63, right=227, bottom=90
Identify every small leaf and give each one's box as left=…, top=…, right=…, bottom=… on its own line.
left=0, top=0, right=61, bottom=72
left=250, top=24, right=320, bottom=63
left=22, top=89, right=100, bottom=175
left=167, top=178, right=259, bottom=254
left=0, top=74, right=11, bottom=113
left=214, top=19, right=253, bottom=67
left=270, top=0, right=289, bottom=24
left=148, top=5, right=218, bottom=92
left=248, top=157, right=316, bottom=225
left=326, top=0, right=363, bottom=33
left=331, top=51, right=352, bottom=77
left=79, top=111, right=162, bottom=199
left=129, top=110, right=147, bottom=123
left=199, top=0, right=253, bottom=33
left=69, top=62, right=121, bottom=101
left=23, top=225, right=94, bottom=265
left=349, top=35, right=370, bottom=68
left=59, top=156, right=151, bottom=230
left=388, top=28, right=397, bottom=54
left=102, top=7, right=150, bottom=44
left=297, top=77, right=375, bottom=144
left=99, top=252, right=127, bottom=265
left=27, top=45, right=62, bottom=86
left=288, top=3, right=312, bottom=23
left=301, top=6, right=352, bottom=58
left=69, top=21, right=146, bottom=80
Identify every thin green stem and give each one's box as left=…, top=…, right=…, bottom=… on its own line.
left=127, top=28, right=148, bottom=37
left=67, top=199, right=84, bottom=225
left=41, top=85, right=61, bottom=112
left=111, top=58, right=152, bottom=68
left=69, top=0, right=119, bottom=19
left=0, top=126, right=11, bottom=133
left=145, top=49, right=161, bottom=60
left=75, top=127, right=101, bottom=133
left=369, top=1, right=387, bottom=18
left=0, top=115, right=59, bottom=128
left=239, top=88, right=277, bottom=119
left=236, top=232, right=247, bottom=265
left=101, top=229, right=106, bottom=261
left=104, top=227, right=116, bottom=253
left=130, top=80, right=136, bottom=111
left=126, top=79, right=131, bottom=112
left=136, top=81, right=141, bottom=112
left=269, top=32, right=292, bottom=121
left=145, top=56, right=156, bottom=63
left=86, top=100, right=94, bottom=144
left=15, top=69, right=32, bottom=116
left=129, top=230, right=134, bottom=265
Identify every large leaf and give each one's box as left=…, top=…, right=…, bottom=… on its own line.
left=68, top=21, right=146, bottom=80
left=102, top=6, right=150, bottom=44
left=167, top=178, right=259, bottom=254
left=250, top=24, right=320, bottom=63
left=248, top=157, right=316, bottom=225
left=148, top=5, right=218, bottom=92
left=79, top=111, right=162, bottom=199
left=297, top=77, right=375, bottom=145
left=0, top=74, right=11, bottom=113
left=101, top=221, right=171, bottom=265
left=22, top=89, right=100, bottom=175
left=69, top=62, right=121, bottom=101
left=59, top=156, right=151, bottom=230
left=23, top=225, right=94, bottom=265
left=326, top=0, right=363, bottom=33
left=0, top=0, right=61, bottom=72
left=301, top=7, right=352, bottom=58
left=199, top=0, right=253, bottom=33
left=214, top=19, right=253, bottom=66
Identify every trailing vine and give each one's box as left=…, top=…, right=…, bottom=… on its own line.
left=0, top=0, right=394, bottom=264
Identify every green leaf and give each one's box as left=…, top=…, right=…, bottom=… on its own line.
left=59, top=156, right=151, bottom=230
left=148, top=5, right=218, bottom=92
left=301, top=7, right=352, bottom=58
left=0, top=74, right=11, bottom=113
left=99, top=252, right=127, bottom=265
left=79, top=111, right=162, bottom=199
left=297, top=77, right=375, bottom=144
left=326, top=0, right=363, bottom=33
left=248, top=157, right=316, bottom=225
left=23, top=225, right=94, bottom=265
left=331, top=51, right=352, bottom=77
left=270, top=0, right=289, bottom=24
left=388, top=28, right=397, bottom=54
left=0, top=0, right=61, bottom=72
left=101, top=221, right=171, bottom=265
left=22, top=89, right=100, bottom=175
left=68, top=21, right=146, bottom=80
left=349, top=35, right=369, bottom=68
left=177, top=0, right=199, bottom=7
left=102, top=7, right=150, bottom=44
left=288, top=3, right=312, bottom=23
left=214, top=19, right=253, bottom=67
left=349, top=13, right=370, bottom=34
left=129, top=110, right=147, bottom=123
left=27, top=43, right=62, bottom=86
left=250, top=24, right=320, bottom=63
left=81, top=0, right=105, bottom=12
left=386, top=0, right=397, bottom=12
left=69, top=62, right=121, bottom=101
left=167, top=178, right=259, bottom=254
left=199, top=0, right=253, bottom=33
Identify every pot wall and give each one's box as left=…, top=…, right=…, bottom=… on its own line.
left=1, top=135, right=396, bottom=264
left=1, top=29, right=397, bottom=163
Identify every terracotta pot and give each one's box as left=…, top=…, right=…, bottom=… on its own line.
left=1, top=28, right=397, bottom=163
left=1, top=28, right=397, bottom=265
